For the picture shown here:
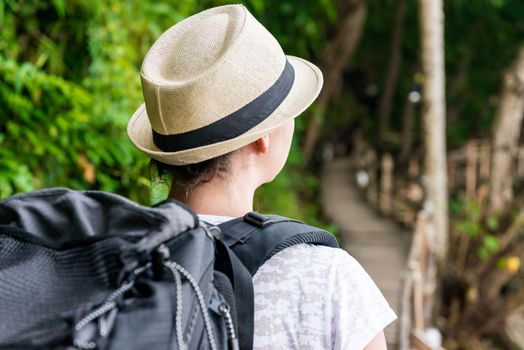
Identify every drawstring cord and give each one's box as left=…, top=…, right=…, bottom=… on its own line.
left=165, top=261, right=217, bottom=350
left=73, top=260, right=217, bottom=350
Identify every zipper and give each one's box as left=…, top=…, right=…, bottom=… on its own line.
left=218, top=303, right=239, bottom=350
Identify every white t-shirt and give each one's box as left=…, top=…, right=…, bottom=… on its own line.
left=199, top=214, right=397, bottom=350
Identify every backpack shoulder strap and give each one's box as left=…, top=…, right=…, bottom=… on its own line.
left=214, top=238, right=254, bottom=350
left=218, top=212, right=339, bottom=276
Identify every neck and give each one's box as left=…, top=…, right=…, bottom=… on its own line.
left=170, top=169, right=260, bottom=218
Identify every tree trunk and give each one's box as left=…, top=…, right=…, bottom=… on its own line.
left=418, top=0, right=449, bottom=260
left=302, top=0, right=367, bottom=167
left=378, top=0, right=406, bottom=143
left=488, top=44, right=524, bottom=214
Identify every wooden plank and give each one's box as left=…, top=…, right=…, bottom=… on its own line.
left=322, top=158, right=410, bottom=348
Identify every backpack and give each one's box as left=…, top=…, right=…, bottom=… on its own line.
left=0, top=188, right=338, bottom=350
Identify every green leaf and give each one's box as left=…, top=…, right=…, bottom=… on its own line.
left=0, top=0, right=4, bottom=27
left=479, top=247, right=490, bottom=261
left=12, top=165, right=34, bottom=192
left=483, top=235, right=500, bottom=253
left=486, top=217, right=499, bottom=230
left=52, top=0, right=67, bottom=17
left=0, top=177, right=13, bottom=199
left=497, top=257, right=507, bottom=269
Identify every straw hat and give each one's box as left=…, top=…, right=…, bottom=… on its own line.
left=127, top=4, right=323, bottom=165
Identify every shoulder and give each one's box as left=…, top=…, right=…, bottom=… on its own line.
left=253, top=244, right=368, bottom=300
left=255, top=243, right=364, bottom=277
left=254, top=244, right=350, bottom=277
left=254, top=244, right=397, bottom=349
left=252, top=244, right=347, bottom=302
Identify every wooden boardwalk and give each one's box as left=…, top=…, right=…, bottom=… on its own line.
left=321, top=157, right=410, bottom=348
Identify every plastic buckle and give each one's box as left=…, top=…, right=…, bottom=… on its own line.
left=243, top=212, right=274, bottom=228
left=151, top=244, right=170, bottom=280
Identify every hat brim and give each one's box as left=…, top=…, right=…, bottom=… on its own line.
left=127, top=55, right=323, bottom=165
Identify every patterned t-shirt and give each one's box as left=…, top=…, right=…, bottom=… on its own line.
left=199, top=214, right=397, bottom=350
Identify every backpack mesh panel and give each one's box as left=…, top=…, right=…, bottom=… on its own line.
left=0, top=234, right=129, bottom=344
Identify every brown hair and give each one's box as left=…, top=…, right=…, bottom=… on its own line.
left=149, top=152, right=235, bottom=193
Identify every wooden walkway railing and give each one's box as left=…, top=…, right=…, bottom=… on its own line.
left=346, top=138, right=523, bottom=349
left=398, top=209, right=443, bottom=350
left=323, top=138, right=524, bottom=349
left=351, top=139, right=524, bottom=226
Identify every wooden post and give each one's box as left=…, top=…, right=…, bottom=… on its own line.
left=409, top=157, right=420, bottom=178
left=447, top=163, right=455, bottom=193
left=518, top=147, right=524, bottom=178
left=366, top=149, right=378, bottom=206
left=413, top=263, right=425, bottom=331
left=380, top=153, right=394, bottom=215
left=479, top=140, right=491, bottom=180
left=466, top=140, right=478, bottom=200
left=352, top=131, right=367, bottom=169
left=401, top=209, right=441, bottom=349
left=423, top=233, right=438, bottom=327
left=398, top=269, right=413, bottom=350
left=477, top=140, right=492, bottom=208
left=414, top=211, right=429, bottom=331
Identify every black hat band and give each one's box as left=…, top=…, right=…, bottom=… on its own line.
left=152, top=60, right=295, bottom=153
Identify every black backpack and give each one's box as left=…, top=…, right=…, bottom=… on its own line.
left=0, top=188, right=338, bottom=350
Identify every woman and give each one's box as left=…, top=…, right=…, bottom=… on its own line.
left=127, top=4, right=396, bottom=349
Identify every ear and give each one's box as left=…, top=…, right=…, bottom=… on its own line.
left=254, top=134, right=270, bottom=154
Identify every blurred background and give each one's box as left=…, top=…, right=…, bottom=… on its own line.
left=1, top=0, right=524, bottom=349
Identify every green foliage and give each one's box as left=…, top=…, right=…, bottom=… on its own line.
left=452, top=198, right=507, bottom=262
left=455, top=200, right=482, bottom=237
left=352, top=0, right=524, bottom=148
left=479, top=234, right=499, bottom=260
left=444, top=0, right=524, bottom=144
left=5, top=0, right=521, bottom=228
left=0, top=0, right=335, bottom=224
left=1, top=57, right=90, bottom=195
left=202, top=0, right=336, bottom=60
left=446, top=198, right=524, bottom=348
left=0, top=0, right=199, bottom=204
